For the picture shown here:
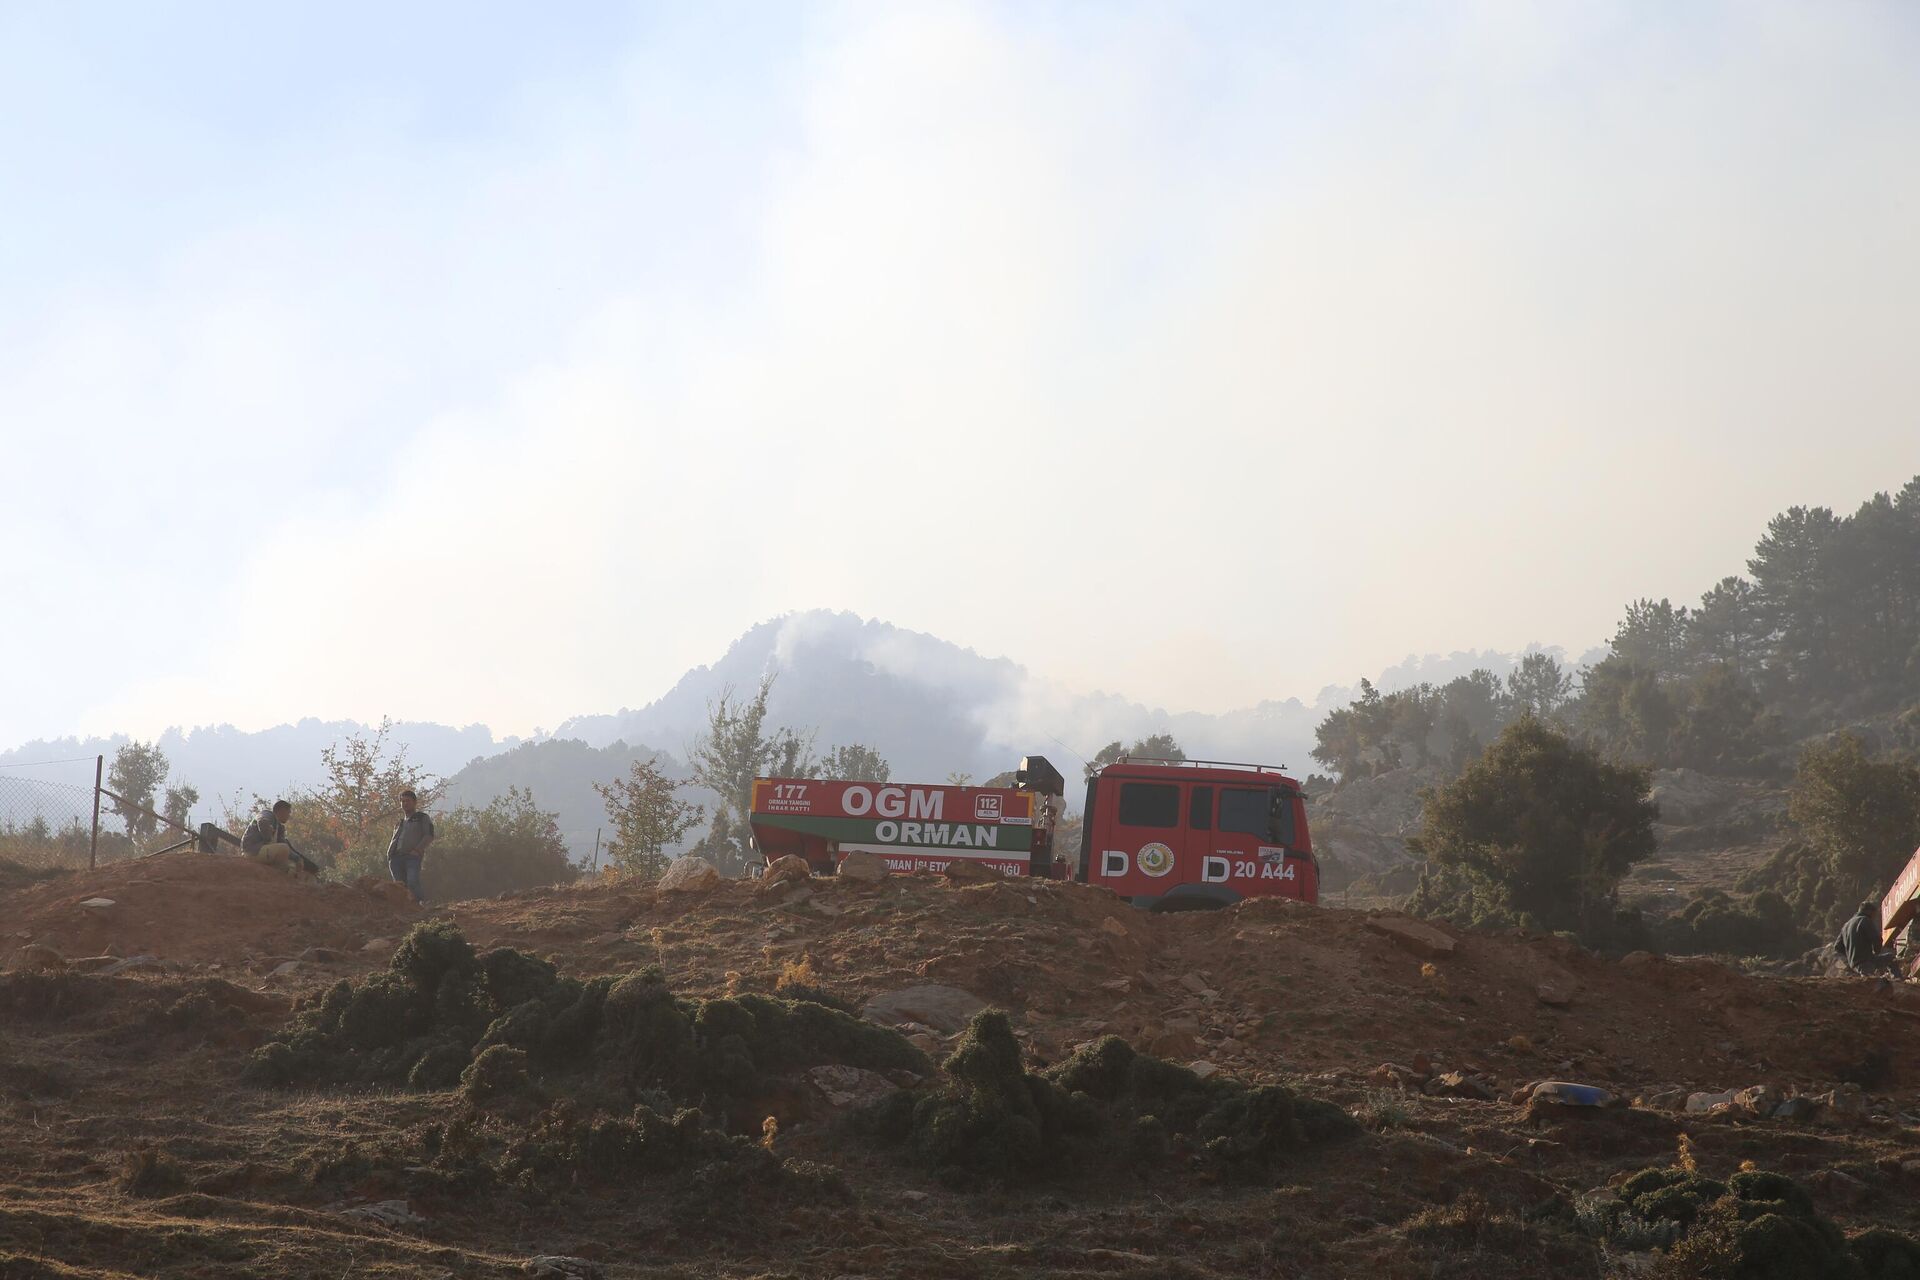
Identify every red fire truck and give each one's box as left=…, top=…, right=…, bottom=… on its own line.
left=748, top=755, right=1316, bottom=909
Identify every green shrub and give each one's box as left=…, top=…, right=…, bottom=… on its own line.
left=1600, top=1162, right=1920, bottom=1278
left=1852, top=1228, right=1920, bottom=1280
left=247, top=923, right=927, bottom=1221
left=460, top=1045, right=536, bottom=1106
left=247, top=922, right=927, bottom=1108
left=1657, top=889, right=1809, bottom=959
left=858, top=1018, right=1354, bottom=1187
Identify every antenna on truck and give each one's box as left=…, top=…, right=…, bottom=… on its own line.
left=1041, top=732, right=1090, bottom=772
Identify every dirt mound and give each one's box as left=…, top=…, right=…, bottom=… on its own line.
left=12, top=865, right=1920, bottom=1279
left=443, top=871, right=1920, bottom=1096
left=0, top=852, right=420, bottom=965
left=8, top=853, right=1907, bottom=1097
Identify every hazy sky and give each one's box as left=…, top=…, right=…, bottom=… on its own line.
left=4, top=1, right=1917, bottom=747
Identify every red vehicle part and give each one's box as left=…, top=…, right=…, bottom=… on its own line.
left=749, top=777, right=1057, bottom=878
left=1881, top=844, right=1920, bottom=949
left=1078, top=759, right=1316, bottom=909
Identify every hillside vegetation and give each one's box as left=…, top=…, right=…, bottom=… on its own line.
left=1315, top=475, right=1920, bottom=954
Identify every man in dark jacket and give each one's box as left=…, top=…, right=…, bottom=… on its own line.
left=387, top=789, right=435, bottom=905
left=1837, top=899, right=1884, bottom=975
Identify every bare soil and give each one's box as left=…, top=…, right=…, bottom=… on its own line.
left=5, top=852, right=1920, bottom=1278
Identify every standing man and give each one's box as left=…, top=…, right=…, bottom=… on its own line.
left=387, top=789, right=435, bottom=905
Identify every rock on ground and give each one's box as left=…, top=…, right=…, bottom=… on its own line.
left=943, top=859, right=1004, bottom=883
left=657, top=856, right=723, bottom=892
left=1535, top=971, right=1578, bottom=1007
left=761, top=855, right=812, bottom=888
left=1364, top=915, right=1457, bottom=959
left=838, top=851, right=889, bottom=881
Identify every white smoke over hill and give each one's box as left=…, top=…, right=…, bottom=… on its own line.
left=2, top=610, right=1591, bottom=856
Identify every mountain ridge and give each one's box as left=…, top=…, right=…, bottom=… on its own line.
left=2, top=610, right=1580, bottom=854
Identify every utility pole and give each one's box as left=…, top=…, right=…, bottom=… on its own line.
left=89, top=754, right=103, bottom=871
left=592, top=827, right=602, bottom=871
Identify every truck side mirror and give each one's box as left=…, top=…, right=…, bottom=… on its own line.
left=1268, top=791, right=1298, bottom=847
left=1016, top=755, right=1066, bottom=797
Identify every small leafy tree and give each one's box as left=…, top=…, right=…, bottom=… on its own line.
left=284, top=719, right=441, bottom=879
left=685, top=674, right=820, bottom=875
left=1310, top=706, right=1365, bottom=779
left=1407, top=718, right=1658, bottom=940
left=161, top=784, right=200, bottom=832
left=420, top=788, right=578, bottom=903
left=107, top=741, right=169, bottom=838
left=595, top=755, right=703, bottom=879
left=690, top=677, right=797, bottom=821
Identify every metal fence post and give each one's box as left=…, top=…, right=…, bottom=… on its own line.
left=89, top=754, right=103, bottom=870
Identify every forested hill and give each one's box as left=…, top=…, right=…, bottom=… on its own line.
left=1307, top=473, right=1920, bottom=954
left=1309, top=473, right=1920, bottom=782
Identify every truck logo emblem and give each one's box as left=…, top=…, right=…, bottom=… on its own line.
left=1137, top=842, right=1174, bottom=877
left=974, top=795, right=1001, bottom=821
left=1101, top=850, right=1128, bottom=877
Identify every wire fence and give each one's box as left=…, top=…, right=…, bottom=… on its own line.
left=0, top=756, right=199, bottom=872
left=0, top=759, right=98, bottom=872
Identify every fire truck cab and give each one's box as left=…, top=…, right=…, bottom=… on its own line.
left=1078, top=758, right=1317, bottom=910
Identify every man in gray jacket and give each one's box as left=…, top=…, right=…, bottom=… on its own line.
left=242, top=800, right=292, bottom=857
left=387, top=789, right=435, bottom=904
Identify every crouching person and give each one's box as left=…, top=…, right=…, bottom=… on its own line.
left=242, top=800, right=297, bottom=871
left=387, top=789, right=434, bottom=905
